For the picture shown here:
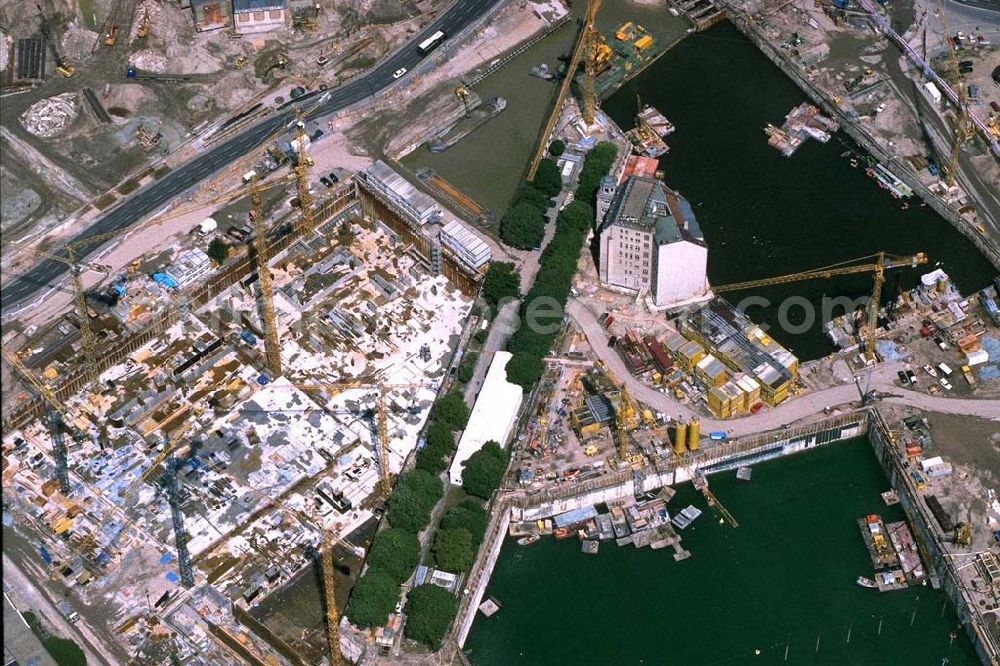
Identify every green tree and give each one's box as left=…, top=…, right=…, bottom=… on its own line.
left=440, top=499, right=488, bottom=544
left=499, top=202, right=546, bottom=249
left=347, top=570, right=399, bottom=629
left=531, top=158, right=563, bottom=198
left=415, top=420, right=455, bottom=476
left=549, top=138, right=566, bottom=157
left=473, top=328, right=489, bottom=345
left=504, top=351, right=546, bottom=392
left=387, top=483, right=435, bottom=532
left=457, top=353, right=478, bottom=384
left=207, top=236, right=229, bottom=264
left=387, top=470, right=442, bottom=533
left=366, top=528, right=420, bottom=584
left=461, top=441, right=508, bottom=499
left=404, top=584, right=459, bottom=650
left=430, top=390, right=470, bottom=431
left=481, top=262, right=521, bottom=311
left=514, top=184, right=552, bottom=211
left=432, top=528, right=474, bottom=573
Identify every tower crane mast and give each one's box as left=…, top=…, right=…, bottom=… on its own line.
left=713, top=251, right=927, bottom=362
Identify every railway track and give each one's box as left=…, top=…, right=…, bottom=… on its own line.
left=92, top=0, right=136, bottom=54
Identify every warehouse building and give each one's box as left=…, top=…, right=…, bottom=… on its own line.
left=232, top=0, right=288, bottom=33
left=449, top=352, right=523, bottom=486
left=598, top=176, right=709, bottom=308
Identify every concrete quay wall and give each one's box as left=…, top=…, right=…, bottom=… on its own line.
left=720, top=8, right=1000, bottom=271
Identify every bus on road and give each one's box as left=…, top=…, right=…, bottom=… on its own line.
left=417, top=30, right=446, bottom=55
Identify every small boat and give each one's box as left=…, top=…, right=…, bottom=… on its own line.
left=857, top=576, right=877, bottom=588
left=516, top=534, right=540, bottom=546
left=553, top=527, right=572, bottom=540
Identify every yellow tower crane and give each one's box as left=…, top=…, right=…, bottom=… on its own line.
left=293, top=114, right=316, bottom=235
left=455, top=85, right=471, bottom=116
left=289, top=380, right=433, bottom=497
left=581, top=0, right=605, bottom=126
left=14, top=241, right=117, bottom=382
left=248, top=176, right=283, bottom=377
left=713, top=251, right=927, bottom=362
left=614, top=384, right=638, bottom=461
left=526, top=0, right=602, bottom=180
left=936, top=0, right=975, bottom=187
left=319, top=530, right=343, bottom=666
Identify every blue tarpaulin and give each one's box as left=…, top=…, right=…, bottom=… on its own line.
left=554, top=505, right=598, bottom=528
left=151, top=272, right=179, bottom=290
left=166, top=571, right=180, bottom=583
left=160, top=552, right=174, bottom=565
left=39, top=546, right=53, bottom=564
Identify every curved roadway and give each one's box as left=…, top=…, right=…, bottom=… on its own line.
left=566, top=299, right=1000, bottom=437
left=1, top=0, right=499, bottom=311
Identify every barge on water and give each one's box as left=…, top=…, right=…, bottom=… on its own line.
left=427, top=96, right=507, bottom=153
left=575, top=21, right=661, bottom=99
left=765, top=103, right=838, bottom=157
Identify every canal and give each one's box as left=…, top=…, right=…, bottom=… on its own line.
left=464, top=437, right=979, bottom=665
left=601, top=21, right=996, bottom=361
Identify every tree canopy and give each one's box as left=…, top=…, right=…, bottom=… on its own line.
left=440, top=499, right=488, bottom=545
left=207, top=237, right=229, bottom=264
left=461, top=441, right=508, bottom=499
left=366, top=528, right=420, bottom=584
left=430, top=390, right=469, bottom=431
left=531, top=158, right=563, bottom=198
left=347, top=569, right=398, bottom=629
left=432, top=527, right=474, bottom=573
left=387, top=470, right=443, bottom=533
left=481, top=261, right=521, bottom=312
left=457, top=352, right=478, bottom=384
left=549, top=139, right=566, bottom=157
left=499, top=201, right=546, bottom=250
left=404, top=584, right=459, bottom=650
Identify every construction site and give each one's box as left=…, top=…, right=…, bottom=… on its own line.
left=2, top=0, right=1000, bottom=660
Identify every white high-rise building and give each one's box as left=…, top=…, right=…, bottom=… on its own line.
left=598, top=176, right=709, bottom=307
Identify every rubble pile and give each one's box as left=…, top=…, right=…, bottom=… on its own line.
left=0, top=30, right=11, bottom=72
left=21, top=93, right=79, bottom=137
left=129, top=48, right=167, bottom=73
left=129, top=0, right=164, bottom=41
left=61, top=24, right=98, bottom=61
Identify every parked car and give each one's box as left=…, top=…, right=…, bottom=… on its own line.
left=906, top=369, right=917, bottom=384
left=328, top=171, right=340, bottom=183
left=607, top=335, right=618, bottom=348
left=320, top=176, right=333, bottom=188
left=317, top=56, right=330, bottom=66
left=897, top=370, right=910, bottom=386
left=939, top=378, right=953, bottom=391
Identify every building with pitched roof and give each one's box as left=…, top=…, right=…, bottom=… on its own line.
left=598, top=176, right=709, bottom=307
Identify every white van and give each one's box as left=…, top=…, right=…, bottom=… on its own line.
left=937, top=363, right=953, bottom=376
left=242, top=169, right=257, bottom=184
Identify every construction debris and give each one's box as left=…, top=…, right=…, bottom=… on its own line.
left=20, top=93, right=80, bottom=137
left=128, top=48, right=167, bottom=73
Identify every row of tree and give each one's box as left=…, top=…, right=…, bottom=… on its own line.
left=497, top=150, right=565, bottom=249
left=346, top=390, right=470, bottom=636
left=503, top=141, right=617, bottom=391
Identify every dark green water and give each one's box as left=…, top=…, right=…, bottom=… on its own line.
left=599, top=21, right=995, bottom=362
left=465, top=438, right=978, bottom=665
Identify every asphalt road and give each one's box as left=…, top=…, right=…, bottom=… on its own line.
left=1, top=0, right=500, bottom=312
